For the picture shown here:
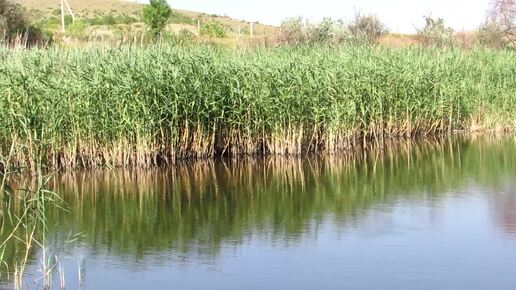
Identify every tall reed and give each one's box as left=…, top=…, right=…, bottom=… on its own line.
left=0, top=45, right=514, bottom=170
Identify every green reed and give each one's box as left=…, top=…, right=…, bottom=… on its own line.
left=0, top=167, right=63, bottom=289
left=0, top=45, right=515, bottom=169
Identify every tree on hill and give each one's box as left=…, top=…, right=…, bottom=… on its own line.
left=143, top=0, right=172, bottom=38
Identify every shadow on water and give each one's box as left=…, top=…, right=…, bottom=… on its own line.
left=0, top=134, right=515, bottom=287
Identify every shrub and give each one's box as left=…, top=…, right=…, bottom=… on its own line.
left=280, top=17, right=307, bottom=44
left=348, top=14, right=388, bottom=44
left=178, top=28, right=195, bottom=40
left=200, top=21, right=226, bottom=38
left=333, top=19, right=351, bottom=43
left=478, top=21, right=508, bottom=49
left=417, top=16, right=454, bottom=47
left=478, top=0, right=515, bottom=49
left=84, top=14, right=139, bottom=26
left=116, top=15, right=139, bottom=25
left=101, top=14, right=116, bottom=26
left=280, top=16, right=383, bottom=45
left=307, top=17, right=335, bottom=44
left=67, top=20, right=87, bottom=38
left=162, top=28, right=196, bottom=45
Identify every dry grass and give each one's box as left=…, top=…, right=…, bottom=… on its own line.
left=378, top=33, right=420, bottom=47
left=18, top=0, right=145, bottom=16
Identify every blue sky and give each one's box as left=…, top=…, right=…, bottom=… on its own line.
left=134, top=0, right=491, bottom=33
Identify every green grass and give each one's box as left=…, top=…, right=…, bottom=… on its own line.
left=0, top=45, right=514, bottom=170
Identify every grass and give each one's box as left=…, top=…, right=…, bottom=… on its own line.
left=0, top=44, right=514, bottom=170
left=22, top=0, right=144, bottom=17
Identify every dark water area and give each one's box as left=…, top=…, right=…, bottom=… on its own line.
left=2, top=136, right=516, bottom=289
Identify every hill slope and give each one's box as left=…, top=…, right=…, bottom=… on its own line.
left=17, top=0, right=278, bottom=38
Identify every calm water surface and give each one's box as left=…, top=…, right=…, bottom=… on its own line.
left=2, top=136, right=516, bottom=289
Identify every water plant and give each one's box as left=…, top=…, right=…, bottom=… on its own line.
left=0, top=168, right=64, bottom=288
left=0, top=44, right=514, bottom=170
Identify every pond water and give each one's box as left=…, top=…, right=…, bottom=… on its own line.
left=2, top=136, right=516, bottom=289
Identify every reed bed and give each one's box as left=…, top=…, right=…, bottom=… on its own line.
left=0, top=45, right=514, bottom=170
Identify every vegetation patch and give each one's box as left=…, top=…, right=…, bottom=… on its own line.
left=0, top=45, right=514, bottom=170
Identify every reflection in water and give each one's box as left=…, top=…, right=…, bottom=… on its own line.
left=490, top=183, right=516, bottom=236
left=1, top=135, right=515, bottom=289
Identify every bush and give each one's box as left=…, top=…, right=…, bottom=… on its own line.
left=478, top=21, right=508, bottom=49
left=162, top=28, right=196, bottom=45
left=478, top=0, right=515, bottom=49
left=100, top=14, right=116, bottom=26
left=240, top=25, right=250, bottom=35
left=333, top=19, right=351, bottom=43
left=280, top=17, right=307, bottom=44
left=67, top=20, right=87, bottom=38
left=348, top=14, right=388, bottom=44
left=143, top=0, right=172, bottom=37
left=178, top=28, right=195, bottom=40
left=417, top=16, right=454, bottom=47
left=280, top=15, right=384, bottom=45
left=200, top=21, right=226, bottom=38
left=307, top=17, right=335, bottom=44
left=85, top=14, right=139, bottom=26
left=116, top=15, right=139, bottom=25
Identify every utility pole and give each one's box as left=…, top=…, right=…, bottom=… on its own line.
left=61, top=0, right=65, bottom=32
left=60, top=0, right=75, bottom=32
left=250, top=21, right=254, bottom=37
left=197, top=19, right=201, bottom=35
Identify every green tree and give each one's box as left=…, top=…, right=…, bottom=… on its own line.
left=0, top=0, right=27, bottom=37
left=143, top=0, right=172, bottom=37
left=0, top=0, right=49, bottom=46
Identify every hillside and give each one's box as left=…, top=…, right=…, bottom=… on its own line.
left=15, top=0, right=444, bottom=48
left=16, top=0, right=279, bottom=39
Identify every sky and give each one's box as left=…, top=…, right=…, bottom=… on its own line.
left=134, top=0, right=492, bottom=33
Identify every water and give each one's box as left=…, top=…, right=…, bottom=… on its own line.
left=2, top=136, right=516, bottom=289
